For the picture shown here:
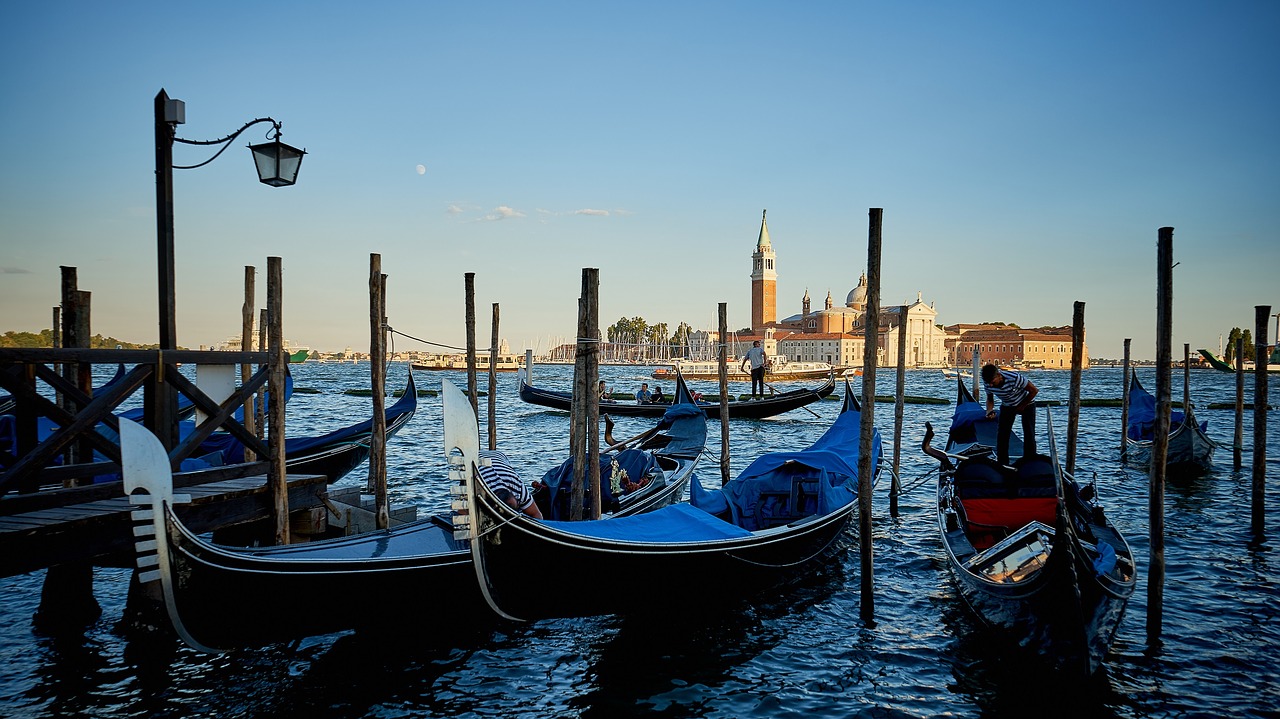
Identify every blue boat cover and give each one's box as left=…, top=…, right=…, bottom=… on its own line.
left=691, top=408, right=876, bottom=531
left=1126, top=374, right=1202, bottom=440
left=536, top=448, right=661, bottom=520
left=541, top=502, right=753, bottom=542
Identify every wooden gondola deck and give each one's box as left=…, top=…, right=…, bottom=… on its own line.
left=0, top=472, right=327, bottom=579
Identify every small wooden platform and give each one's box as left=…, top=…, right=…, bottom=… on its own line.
left=0, top=473, right=328, bottom=578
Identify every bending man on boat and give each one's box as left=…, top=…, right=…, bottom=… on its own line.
left=479, top=449, right=544, bottom=518
left=981, top=364, right=1038, bottom=467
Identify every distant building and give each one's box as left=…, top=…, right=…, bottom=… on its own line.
left=947, top=324, right=1088, bottom=369
left=745, top=212, right=948, bottom=367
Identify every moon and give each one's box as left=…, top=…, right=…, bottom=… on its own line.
left=415, top=164, right=426, bottom=175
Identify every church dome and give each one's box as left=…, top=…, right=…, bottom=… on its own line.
left=846, top=272, right=868, bottom=308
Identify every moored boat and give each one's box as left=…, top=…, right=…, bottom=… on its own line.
left=1124, top=371, right=1217, bottom=474
left=926, top=377, right=1136, bottom=676
left=454, top=376, right=879, bottom=623
left=518, top=367, right=835, bottom=420
left=652, top=357, right=851, bottom=382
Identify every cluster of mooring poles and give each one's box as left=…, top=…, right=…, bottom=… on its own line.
left=1125, top=228, right=1270, bottom=647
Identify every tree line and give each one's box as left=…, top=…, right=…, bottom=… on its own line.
left=1222, top=327, right=1257, bottom=363
left=0, top=329, right=168, bottom=350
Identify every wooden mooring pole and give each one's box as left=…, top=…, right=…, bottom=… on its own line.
left=1252, top=305, right=1269, bottom=538
left=268, top=256, right=290, bottom=545
left=257, top=308, right=267, bottom=442
left=859, top=208, right=883, bottom=624
left=718, top=303, right=730, bottom=486
left=1234, top=337, right=1244, bottom=470
left=35, top=268, right=101, bottom=632
left=465, top=273, right=478, bottom=419
left=1147, top=227, right=1173, bottom=644
left=489, top=304, right=499, bottom=451
left=891, top=305, right=906, bottom=517
left=568, top=269, right=601, bottom=519
left=1121, top=338, right=1131, bottom=460
left=241, top=266, right=256, bottom=463
left=1066, top=301, right=1084, bottom=475
left=369, top=254, right=388, bottom=530
left=585, top=273, right=601, bottom=520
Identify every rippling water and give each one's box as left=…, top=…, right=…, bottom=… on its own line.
left=1, top=363, right=1276, bottom=718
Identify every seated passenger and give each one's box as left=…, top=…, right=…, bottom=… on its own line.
left=650, top=386, right=666, bottom=403
left=478, top=449, right=543, bottom=518
left=635, top=382, right=652, bottom=404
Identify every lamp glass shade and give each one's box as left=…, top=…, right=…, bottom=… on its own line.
left=249, top=140, right=306, bottom=187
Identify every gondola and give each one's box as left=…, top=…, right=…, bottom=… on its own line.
left=193, top=370, right=419, bottom=482
left=517, top=367, right=835, bottom=420
left=1124, top=371, right=1217, bottom=474
left=926, top=377, right=1136, bottom=676
left=118, top=371, right=705, bottom=652
left=454, top=376, right=879, bottom=622
left=120, top=418, right=482, bottom=652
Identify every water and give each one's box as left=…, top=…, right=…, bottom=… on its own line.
left=1, top=363, right=1277, bottom=718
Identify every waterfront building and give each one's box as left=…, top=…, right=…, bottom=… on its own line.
left=946, top=324, right=1088, bottom=369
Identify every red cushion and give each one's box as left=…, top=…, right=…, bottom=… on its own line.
left=961, top=497, right=1058, bottom=549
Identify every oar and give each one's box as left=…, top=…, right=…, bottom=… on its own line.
left=766, top=380, right=820, bottom=418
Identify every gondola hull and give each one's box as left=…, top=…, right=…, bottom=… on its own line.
left=518, top=370, right=835, bottom=419
left=120, top=419, right=485, bottom=653
left=933, top=377, right=1136, bottom=676
left=1124, top=372, right=1217, bottom=474
left=458, top=376, right=877, bottom=623
left=939, top=493, right=1135, bottom=675
left=470, top=493, right=854, bottom=622
left=157, top=512, right=481, bottom=649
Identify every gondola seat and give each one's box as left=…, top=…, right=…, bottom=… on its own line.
left=955, top=455, right=1058, bottom=549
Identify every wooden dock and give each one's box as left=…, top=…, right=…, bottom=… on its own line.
left=0, top=472, right=328, bottom=578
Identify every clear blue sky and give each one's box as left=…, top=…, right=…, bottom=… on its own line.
left=2, top=1, right=1277, bottom=359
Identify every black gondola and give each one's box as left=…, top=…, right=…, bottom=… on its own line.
left=1124, top=371, right=1217, bottom=474
left=454, top=376, right=880, bottom=623
left=927, top=377, right=1136, bottom=676
left=517, top=367, right=835, bottom=420
left=119, top=371, right=707, bottom=652
left=194, top=370, right=418, bottom=483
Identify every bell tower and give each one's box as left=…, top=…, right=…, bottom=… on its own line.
left=750, top=209, right=776, bottom=332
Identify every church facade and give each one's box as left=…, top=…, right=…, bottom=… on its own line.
left=741, top=211, right=949, bottom=368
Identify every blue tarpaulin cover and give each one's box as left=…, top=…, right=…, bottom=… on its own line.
left=541, top=502, right=753, bottom=542
left=692, top=407, right=877, bottom=531
left=1126, top=373, right=1202, bottom=441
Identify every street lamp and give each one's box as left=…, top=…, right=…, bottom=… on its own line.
left=154, top=87, right=305, bottom=349
left=151, top=88, right=305, bottom=446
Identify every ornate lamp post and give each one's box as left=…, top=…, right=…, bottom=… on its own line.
left=151, top=88, right=305, bottom=446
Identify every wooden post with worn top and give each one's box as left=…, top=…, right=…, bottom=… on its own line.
left=267, top=256, right=290, bottom=545
left=859, top=208, right=882, bottom=623
left=1253, top=305, right=1270, bottom=538
left=1067, top=301, right=1084, bottom=475
left=241, top=266, right=256, bottom=462
left=1148, top=227, right=1173, bottom=643
left=719, top=303, right=730, bottom=486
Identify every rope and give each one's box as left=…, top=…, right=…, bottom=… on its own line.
left=388, top=327, right=493, bottom=353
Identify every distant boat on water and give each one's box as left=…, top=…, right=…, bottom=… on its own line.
left=652, top=357, right=853, bottom=382
left=412, top=354, right=525, bottom=372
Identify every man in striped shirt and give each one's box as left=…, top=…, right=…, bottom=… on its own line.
left=478, top=449, right=544, bottom=518
left=981, top=364, right=1039, bottom=467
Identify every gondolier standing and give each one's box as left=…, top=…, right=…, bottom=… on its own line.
left=742, top=340, right=767, bottom=400
left=981, top=364, right=1038, bottom=467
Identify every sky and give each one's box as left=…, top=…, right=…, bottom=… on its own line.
left=1, top=2, right=1277, bottom=361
